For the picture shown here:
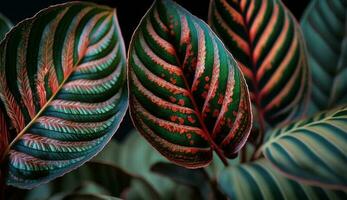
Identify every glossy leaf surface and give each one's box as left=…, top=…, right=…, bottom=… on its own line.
left=0, top=2, right=128, bottom=188
left=263, top=106, right=347, bottom=190
left=209, top=0, right=309, bottom=126
left=219, top=159, right=347, bottom=199
left=301, top=0, right=347, bottom=113
left=128, top=0, right=252, bottom=168
left=0, top=13, right=12, bottom=40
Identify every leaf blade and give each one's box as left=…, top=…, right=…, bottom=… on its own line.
left=0, top=2, right=128, bottom=188
left=128, top=0, right=252, bottom=168
left=263, top=106, right=347, bottom=190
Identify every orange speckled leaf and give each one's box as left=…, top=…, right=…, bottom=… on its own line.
left=128, top=0, right=252, bottom=168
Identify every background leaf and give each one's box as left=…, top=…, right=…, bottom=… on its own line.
left=23, top=161, right=159, bottom=200
left=263, top=105, right=347, bottom=190
left=219, top=159, right=347, bottom=199
left=0, top=2, right=128, bottom=188
left=209, top=0, right=309, bottom=127
left=128, top=0, right=252, bottom=168
left=301, top=0, right=347, bottom=113
left=0, top=13, right=12, bottom=41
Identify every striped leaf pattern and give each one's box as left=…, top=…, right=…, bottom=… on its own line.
left=128, top=0, right=252, bottom=168
left=0, top=13, right=12, bottom=41
left=262, top=105, right=347, bottom=190
left=219, top=159, right=347, bottom=200
left=209, top=0, right=309, bottom=127
left=0, top=2, right=127, bottom=188
left=301, top=0, right=347, bottom=113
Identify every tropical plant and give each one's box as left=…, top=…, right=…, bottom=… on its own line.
left=0, top=0, right=346, bottom=199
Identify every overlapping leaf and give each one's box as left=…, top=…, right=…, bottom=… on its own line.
left=262, top=106, right=347, bottom=190
left=219, top=159, right=347, bottom=199
left=0, top=2, right=128, bottom=188
left=128, top=0, right=252, bottom=168
left=0, top=13, right=12, bottom=41
left=301, top=0, right=347, bottom=113
left=209, top=0, right=309, bottom=127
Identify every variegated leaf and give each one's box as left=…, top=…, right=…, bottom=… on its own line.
left=128, top=0, right=252, bottom=168
left=0, top=13, right=12, bottom=41
left=301, top=0, right=347, bottom=113
left=219, top=159, right=347, bottom=199
left=209, top=0, right=309, bottom=127
left=262, top=105, right=347, bottom=190
left=0, top=2, right=127, bottom=188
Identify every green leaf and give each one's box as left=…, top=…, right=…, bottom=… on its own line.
left=262, top=106, right=347, bottom=190
left=128, top=0, right=252, bottom=168
left=209, top=0, right=309, bottom=127
left=0, top=13, right=12, bottom=41
left=60, top=194, right=121, bottom=200
left=94, top=130, right=177, bottom=200
left=0, top=2, right=128, bottom=188
left=301, top=0, right=347, bottom=113
left=24, top=161, right=159, bottom=200
left=219, top=159, right=347, bottom=199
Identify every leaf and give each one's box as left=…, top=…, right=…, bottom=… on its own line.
left=94, top=130, right=177, bottom=200
left=0, top=2, right=128, bottom=188
left=209, top=0, right=309, bottom=127
left=219, top=159, right=347, bottom=199
left=151, top=162, right=227, bottom=200
left=24, top=161, right=160, bottom=200
left=61, top=194, right=121, bottom=200
left=262, top=105, right=347, bottom=190
left=128, top=0, right=252, bottom=168
left=0, top=13, right=12, bottom=41
left=301, top=0, right=347, bottom=113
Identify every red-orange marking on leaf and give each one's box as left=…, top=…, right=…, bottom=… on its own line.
left=218, top=94, right=224, bottom=105
left=169, top=96, right=177, bottom=103
left=190, top=140, right=194, bottom=145
left=187, top=115, right=196, bottom=123
left=205, top=76, right=210, bottom=82
left=201, top=91, right=207, bottom=98
left=204, top=83, right=210, bottom=90
left=178, top=99, right=185, bottom=106
left=178, top=117, right=185, bottom=125
left=187, top=133, right=192, bottom=139
left=170, top=78, right=177, bottom=84
left=170, top=115, right=178, bottom=122
left=213, top=109, right=219, bottom=117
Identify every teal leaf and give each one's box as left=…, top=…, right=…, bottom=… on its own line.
left=219, top=159, right=347, bottom=199
left=0, top=2, right=128, bottom=188
left=301, top=0, right=347, bottom=113
left=0, top=13, right=12, bottom=41
left=263, top=106, right=347, bottom=190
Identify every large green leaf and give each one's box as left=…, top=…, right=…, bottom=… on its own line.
left=301, top=0, right=347, bottom=113
left=209, top=0, right=309, bottom=127
left=24, top=161, right=159, bottom=200
left=219, top=159, right=347, bottom=199
left=0, top=2, right=128, bottom=188
left=0, top=13, right=12, bottom=41
left=94, top=130, right=177, bottom=200
left=262, top=106, right=347, bottom=190
left=128, top=0, right=252, bottom=168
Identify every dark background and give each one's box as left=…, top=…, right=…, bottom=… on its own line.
left=0, top=0, right=310, bottom=139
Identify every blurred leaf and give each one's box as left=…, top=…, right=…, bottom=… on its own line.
left=209, top=0, right=309, bottom=127
left=0, top=13, right=11, bottom=40
left=219, top=159, right=347, bottom=199
left=94, top=130, right=177, bottom=199
left=263, top=105, right=347, bottom=190
left=301, top=0, right=347, bottom=113
left=61, top=194, right=121, bottom=200
left=24, top=161, right=159, bottom=200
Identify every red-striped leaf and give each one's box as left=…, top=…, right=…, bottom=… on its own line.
left=0, top=2, right=127, bottom=188
left=209, top=0, right=309, bottom=128
left=128, top=0, right=252, bottom=168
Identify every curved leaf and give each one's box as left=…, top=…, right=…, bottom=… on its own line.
left=94, top=130, right=177, bottom=200
left=0, top=2, right=128, bottom=188
left=0, top=13, right=12, bottom=41
left=301, top=0, right=347, bottom=113
left=219, top=159, right=347, bottom=199
left=128, top=0, right=252, bottom=168
left=209, top=0, right=309, bottom=127
left=262, top=106, right=347, bottom=190
left=24, top=161, right=159, bottom=200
